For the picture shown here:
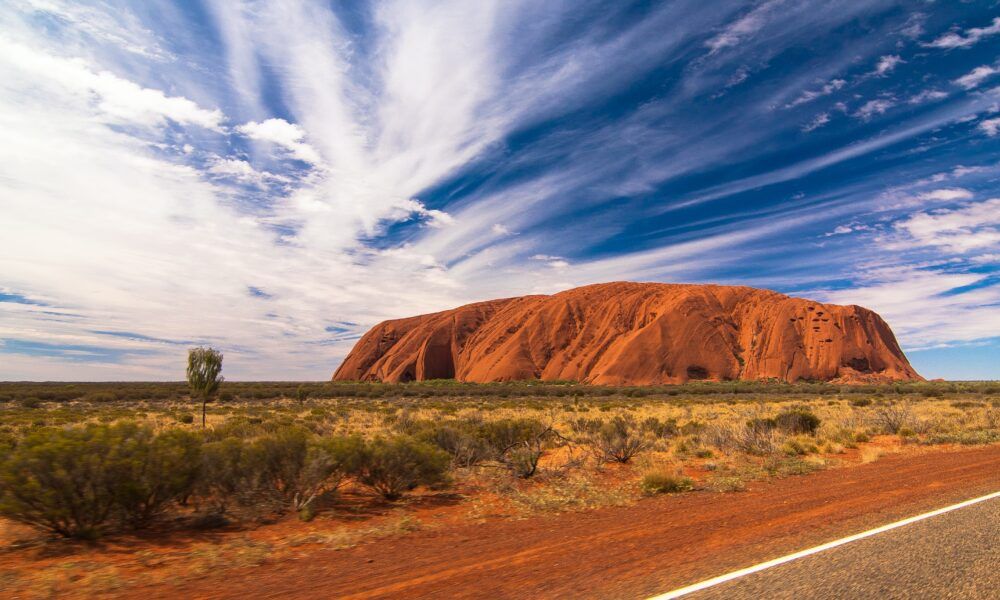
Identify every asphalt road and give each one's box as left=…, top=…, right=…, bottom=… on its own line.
left=683, top=495, right=1000, bottom=600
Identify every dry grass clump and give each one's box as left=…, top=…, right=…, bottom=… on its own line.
left=639, top=470, right=694, bottom=495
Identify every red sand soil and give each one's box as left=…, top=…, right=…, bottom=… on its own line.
left=110, top=444, right=1000, bottom=600
left=333, top=282, right=921, bottom=385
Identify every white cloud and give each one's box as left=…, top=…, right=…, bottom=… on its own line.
left=235, top=118, right=322, bottom=165
left=917, top=188, right=975, bottom=202
left=951, top=165, right=989, bottom=178
left=969, top=253, right=999, bottom=265
left=873, top=54, right=904, bottom=76
left=392, top=198, right=455, bottom=228
left=925, top=17, right=1000, bottom=49
left=206, top=157, right=287, bottom=186
left=978, top=117, right=1000, bottom=136
left=12, top=0, right=173, bottom=60
left=898, top=13, right=925, bottom=40
left=0, top=38, right=224, bottom=131
left=854, top=98, right=895, bottom=120
left=528, top=254, right=569, bottom=269
left=705, top=1, right=785, bottom=54
left=802, top=112, right=830, bottom=132
left=907, top=89, right=948, bottom=104
left=491, top=223, right=512, bottom=235
left=785, top=78, right=846, bottom=108
left=889, top=198, right=1000, bottom=254
left=953, top=65, right=1000, bottom=90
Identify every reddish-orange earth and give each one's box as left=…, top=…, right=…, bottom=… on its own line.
left=125, top=444, right=1000, bottom=600
left=334, top=282, right=921, bottom=385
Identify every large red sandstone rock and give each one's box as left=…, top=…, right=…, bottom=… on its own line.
left=333, top=282, right=921, bottom=385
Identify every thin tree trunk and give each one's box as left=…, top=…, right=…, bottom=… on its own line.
left=202, top=397, right=206, bottom=428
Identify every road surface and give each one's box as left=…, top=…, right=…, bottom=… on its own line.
left=660, top=493, right=1000, bottom=599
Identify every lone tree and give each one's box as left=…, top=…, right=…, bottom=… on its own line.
left=187, top=347, right=223, bottom=428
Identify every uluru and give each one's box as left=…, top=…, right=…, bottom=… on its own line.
left=333, top=282, right=922, bottom=385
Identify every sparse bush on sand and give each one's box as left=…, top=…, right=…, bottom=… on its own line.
left=774, top=409, right=821, bottom=435
left=873, top=403, right=913, bottom=434
left=0, top=423, right=199, bottom=538
left=352, top=436, right=450, bottom=500
left=479, top=418, right=553, bottom=478
left=640, top=471, right=694, bottom=495
left=0, top=380, right=996, bottom=546
left=577, top=416, right=652, bottom=463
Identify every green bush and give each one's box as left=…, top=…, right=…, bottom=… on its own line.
left=197, top=437, right=258, bottom=514
left=252, top=427, right=363, bottom=512
left=581, top=416, right=651, bottom=463
left=479, top=418, right=552, bottom=478
left=0, top=424, right=158, bottom=538
left=111, top=426, right=201, bottom=527
left=82, top=392, right=117, bottom=403
left=417, top=423, right=490, bottom=468
left=353, top=437, right=450, bottom=500
left=640, top=416, right=678, bottom=438
left=640, top=472, right=694, bottom=495
left=775, top=409, right=821, bottom=435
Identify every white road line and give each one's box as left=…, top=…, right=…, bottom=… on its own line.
left=648, top=490, right=1000, bottom=600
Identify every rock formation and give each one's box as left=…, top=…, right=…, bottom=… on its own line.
left=333, top=282, right=921, bottom=385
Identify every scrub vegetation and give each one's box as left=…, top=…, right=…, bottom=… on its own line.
left=0, top=380, right=997, bottom=596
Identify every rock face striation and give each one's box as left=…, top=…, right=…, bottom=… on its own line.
left=333, top=282, right=921, bottom=385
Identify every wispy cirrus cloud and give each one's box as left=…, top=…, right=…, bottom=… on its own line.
left=953, top=64, right=1000, bottom=90
left=924, top=16, right=1000, bottom=49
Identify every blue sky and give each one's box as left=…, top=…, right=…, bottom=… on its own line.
left=0, top=0, right=998, bottom=380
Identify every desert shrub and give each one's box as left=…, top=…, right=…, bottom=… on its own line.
left=19, top=397, right=42, bottom=409
left=0, top=423, right=163, bottom=538
left=479, top=418, right=553, bottom=478
left=781, top=437, right=819, bottom=456
left=950, top=401, right=982, bottom=410
left=177, top=413, right=195, bottom=424
left=82, top=392, right=117, bottom=403
left=764, top=455, right=825, bottom=477
left=640, top=416, right=678, bottom=438
left=252, top=428, right=363, bottom=512
left=197, top=438, right=261, bottom=514
left=680, top=420, right=706, bottom=435
left=640, top=472, right=693, bottom=495
left=580, top=416, right=651, bottom=463
left=112, top=427, right=201, bottom=528
left=746, top=416, right=777, bottom=432
left=850, top=398, right=872, bottom=407
left=206, top=416, right=274, bottom=440
left=774, top=409, right=821, bottom=435
left=417, top=423, right=490, bottom=468
left=353, top=437, right=450, bottom=500
left=705, top=419, right=779, bottom=455
left=295, top=385, right=310, bottom=404
left=873, top=403, right=913, bottom=434
left=709, top=476, right=746, bottom=492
